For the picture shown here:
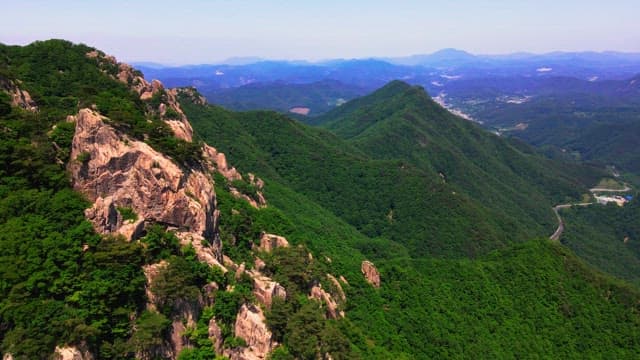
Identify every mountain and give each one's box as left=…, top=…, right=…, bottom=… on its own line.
left=0, top=40, right=370, bottom=360
left=136, top=61, right=329, bottom=91
left=219, top=56, right=265, bottom=66
left=314, top=80, right=603, bottom=216
left=387, top=48, right=479, bottom=67
left=130, top=61, right=171, bottom=69
left=137, top=52, right=640, bottom=155
left=182, top=81, right=607, bottom=260
left=180, top=82, right=640, bottom=358
left=137, top=59, right=431, bottom=96
left=2, top=39, right=640, bottom=359
left=205, top=80, right=367, bottom=115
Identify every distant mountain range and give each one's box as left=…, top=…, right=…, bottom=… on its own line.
left=136, top=49, right=640, bottom=113
left=135, top=49, right=640, bottom=177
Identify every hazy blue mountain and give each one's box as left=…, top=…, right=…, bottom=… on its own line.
left=386, top=48, right=479, bottom=67
left=205, top=79, right=367, bottom=115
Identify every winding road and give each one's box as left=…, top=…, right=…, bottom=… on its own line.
left=549, top=184, right=632, bottom=241
left=549, top=203, right=591, bottom=241
left=589, top=185, right=632, bottom=193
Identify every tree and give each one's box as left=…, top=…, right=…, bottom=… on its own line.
left=284, top=301, right=324, bottom=360
left=129, top=311, right=170, bottom=357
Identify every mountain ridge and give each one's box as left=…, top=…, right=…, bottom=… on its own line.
left=1, top=39, right=640, bottom=359
left=180, top=82, right=640, bottom=358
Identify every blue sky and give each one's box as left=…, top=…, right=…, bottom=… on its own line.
left=2, top=0, right=639, bottom=64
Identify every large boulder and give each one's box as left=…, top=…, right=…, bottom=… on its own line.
left=309, top=284, right=344, bottom=319
left=361, top=260, right=381, bottom=288
left=327, top=274, right=346, bottom=301
left=53, top=345, right=93, bottom=360
left=227, top=304, right=277, bottom=360
left=257, top=233, right=289, bottom=253
left=2, top=79, right=37, bottom=112
left=249, top=270, right=286, bottom=309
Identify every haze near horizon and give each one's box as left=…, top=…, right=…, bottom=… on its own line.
left=2, top=0, right=639, bottom=65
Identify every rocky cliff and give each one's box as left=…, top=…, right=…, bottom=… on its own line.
left=65, top=51, right=282, bottom=359
left=226, top=304, right=277, bottom=360
left=53, top=345, right=93, bottom=360
left=0, top=78, right=38, bottom=112
left=361, top=260, right=381, bottom=288
left=256, top=232, right=289, bottom=252
left=88, top=50, right=194, bottom=142
left=67, top=108, right=222, bottom=263
left=57, top=50, right=345, bottom=360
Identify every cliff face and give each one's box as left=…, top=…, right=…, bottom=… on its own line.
left=67, top=109, right=220, bottom=255
left=361, top=260, right=381, bottom=288
left=226, top=304, right=277, bottom=360
left=53, top=345, right=93, bottom=360
left=68, top=52, right=228, bottom=358
left=257, top=232, right=289, bottom=252
left=88, top=50, right=194, bottom=142
left=62, top=51, right=299, bottom=360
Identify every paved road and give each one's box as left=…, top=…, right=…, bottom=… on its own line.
left=549, top=185, right=631, bottom=241
left=549, top=203, right=592, bottom=241
left=589, top=185, right=631, bottom=192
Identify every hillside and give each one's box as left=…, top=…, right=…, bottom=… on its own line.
left=180, top=82, right=640, bottom=358
left=2, top=39, right=640, bottom=359
left=182, top=87, right=597, bottom=259
left=0, top=40, right=373, bottom=360
left=205, top=80, right=366, bottom=115
left=560, top=198, right=640, bottom=286
left=313, top=80, right=603, bottom=237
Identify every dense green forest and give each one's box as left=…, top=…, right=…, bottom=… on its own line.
left=0, top=39, right=388, bottom=360
left=180, top=83, right=640, bottom=357
left=0, top=48, right=144, bottom=358
left=181, top=82, right=604, bottom=259
left=561, top=198, right=640, bottom=286
left=2, top=40, right=640, bottom=359
left=447, top=80, right=640, bottom=177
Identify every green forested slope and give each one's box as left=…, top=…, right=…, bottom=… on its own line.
left=561, top=198, right=640, bottom=286
left=182, top=100, right=520, bottom=258
left=181, top=85, right=640, bottom=358
left=0, top=41, right=152, bottom=358
left=181, top=83, right=604, bottom=259
left=315, top=80, right=603, bottom=218
left=351, top=240, right=640, bottom=358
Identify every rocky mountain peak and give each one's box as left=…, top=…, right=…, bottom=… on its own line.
left=87, top=50, right=194, bottom=142
left=176, top=87, right=208, bottom=106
